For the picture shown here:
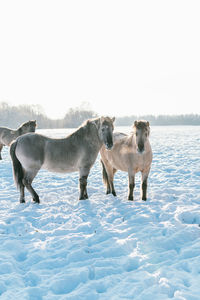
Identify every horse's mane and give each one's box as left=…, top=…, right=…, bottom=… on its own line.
left=67, top=116, right=114, bottom=141
left=18, top=120, right=36, bottom=129
left=133, top=120, right=149, bottom=129
left=68, top=117, right=99, bottom=140
left=18, top=122, right=27, bottom=129
left=125, top=133, right=135, bottom=147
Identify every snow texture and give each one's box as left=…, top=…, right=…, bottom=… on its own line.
left=0, top=126, right=200, bottom=299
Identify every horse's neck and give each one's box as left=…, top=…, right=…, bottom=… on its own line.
left=14, top=127, right=22, bottom=138
left=89, top=125, right=102, bottom=148
left=1, top=128, right=19, bottom=145
left=71, top=123, right=102, bottom=149
left=89, top=125, right=103, bottom=150
left=145, top=139, right=151, bottom=152
left=130, top=134, right=137, bottom=149
left=143, top=137, right=151, bottom=151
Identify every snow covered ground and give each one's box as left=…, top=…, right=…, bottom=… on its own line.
left=0, top=125, right=200, bottom=300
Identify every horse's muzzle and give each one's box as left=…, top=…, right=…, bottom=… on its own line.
left=138, top=149, right=144, bottom=154
left=138, top=142, right=144, bottom=153
left=105, top=142, right=113, bottom=150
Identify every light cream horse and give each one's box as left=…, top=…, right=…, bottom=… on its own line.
left=100, top=120, right=152, bottom=201
left=0, top=120, right=37, bottom=160
left=10, top=116, right=115, bottom=203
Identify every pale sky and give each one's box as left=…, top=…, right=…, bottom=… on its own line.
left=0, top=0, right=200, bottom=119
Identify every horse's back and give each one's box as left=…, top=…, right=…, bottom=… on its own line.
left=113, top=132, right=128, bottom=142
left=43, top=136, right=82, bottom=173
left=15, top=132, right=87, bottom=173
left=0, top=127, right=14, bottom=145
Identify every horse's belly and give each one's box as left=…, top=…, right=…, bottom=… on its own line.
left=110, top=152, right=151, bottom=173
left=109, top=156, right=128, bottom=172
left=42, top=160, right=79, bottom=173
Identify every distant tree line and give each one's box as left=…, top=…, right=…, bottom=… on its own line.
left=62, top=107, right=98, bottom=128
left=0, top=102, right=200, bottom=128
left=116, top=114, right=200, bottom=126
left=0, top=102, right=57, bottom=129
left=0, top=102, right=98, bottom=129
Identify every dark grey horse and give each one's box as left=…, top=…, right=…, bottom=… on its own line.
left=0, top=120, right=36, bottom=160
left=10, top=116, right=115, bottom=203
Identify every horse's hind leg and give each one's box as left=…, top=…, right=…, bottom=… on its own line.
left=23, top=179, right=40, bottom=203
left=0, top=144, right=3, bottom=160
left=23, top=171, right=40, bottom=203
left=105, top=169, right=116, bottom=196
left=110, top=168, right=117, bottom=196
left=101, top=159, right=110, bottom=194
left=19, top=183, right=25, bottom=203
left=101, top=159, right=116, bottom=196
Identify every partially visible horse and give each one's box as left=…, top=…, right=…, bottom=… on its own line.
left=0, top=120, right=37, bottom=160
left=10, top=116, right=115, bottom=203
left=100, top=120, right=152, bottom=201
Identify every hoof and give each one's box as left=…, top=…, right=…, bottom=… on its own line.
left=33, top=198, right=40, bottom=204
left=79, top=195, right=88, bottom=200
left=20, top=199, right=25, bottom=203
left=128, top=196, right=134, bottom=201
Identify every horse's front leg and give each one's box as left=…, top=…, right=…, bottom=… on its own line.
left=79, top=167, right=90, bottom=200
left=141, top=171, right=149, bottom=201
left=128, top=172, right=135, bottom=201
left=79, top=175, right=88, bottom=200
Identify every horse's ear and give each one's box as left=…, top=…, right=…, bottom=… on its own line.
left=147, top=121, right=150, bottom=127
left=112, top=117, right=115, bottom=123
left=134, top=121, right=138, bottom=127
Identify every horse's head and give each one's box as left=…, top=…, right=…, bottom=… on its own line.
left=94, top=116, right=115, bottom=150
left=133, top=120, right=150, bottom=153
left=20, top=120, right=37, bottom=134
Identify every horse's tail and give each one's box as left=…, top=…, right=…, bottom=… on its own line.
left=10, top=140, right=24, bottom=189
left=101, top=159, right=109, bottom=187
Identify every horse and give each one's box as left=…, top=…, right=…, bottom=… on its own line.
left=100, top=120, right=152, bottom=201
left=10, top=116, right=115, bottom=203
left=0, top=120, right=37, bottom=160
